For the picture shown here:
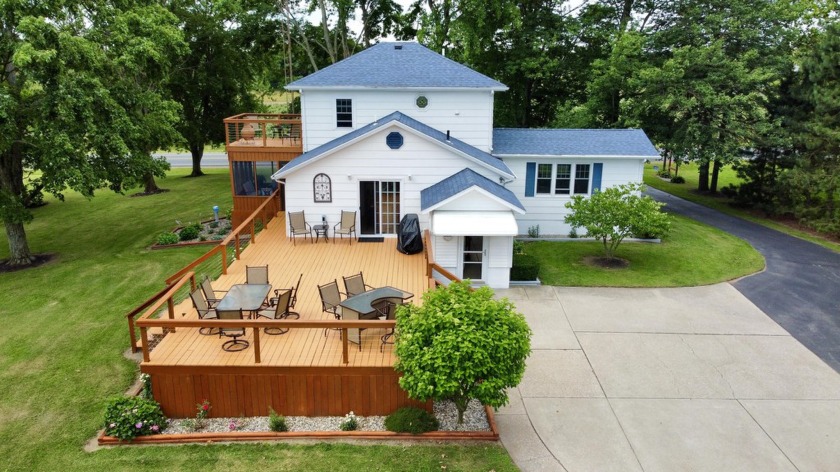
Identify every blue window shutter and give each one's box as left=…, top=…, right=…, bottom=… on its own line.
left=592, top=163, right=603, bottom=192
left=525, top=162, right=536, bottom=197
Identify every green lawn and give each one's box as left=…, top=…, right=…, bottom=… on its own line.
left=0, top=169, right=516, bottom=472
left=644, top=161, right=840, bottom=253
left=526, top=214, right=765, bottom=287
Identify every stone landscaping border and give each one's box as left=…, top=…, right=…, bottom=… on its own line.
left=96, top=406, right=499, bottom=445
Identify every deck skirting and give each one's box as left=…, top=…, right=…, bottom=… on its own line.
left=144, top=364, right=429, bottom=418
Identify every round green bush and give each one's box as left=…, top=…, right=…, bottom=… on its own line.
left=670, top=175, right=686, bottom=184
left=511, top=253, right=540, bottom=281
left=179, top=224, right=200, bottom=241
left=103, top=396, right=167, bottom=441
left=156, top=232, right=179, bottom=245
left=384, top=407, right=439, bottom=434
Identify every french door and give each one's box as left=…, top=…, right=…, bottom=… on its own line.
left=359, top=181, right=401, bottom=235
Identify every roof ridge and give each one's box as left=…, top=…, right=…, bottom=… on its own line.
left=493, top=128, right=643, bottom=132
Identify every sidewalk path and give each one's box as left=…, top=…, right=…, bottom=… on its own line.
left=494, top=284, right=840, bottom=472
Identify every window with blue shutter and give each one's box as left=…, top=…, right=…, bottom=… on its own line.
left=525, top=162, right=536, bottom=197
left=592, top=163, right=603, bottom=192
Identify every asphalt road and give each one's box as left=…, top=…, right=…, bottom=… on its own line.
left=648, top=188, right=840, bottom=372
left=155, top=152, right=228, bottom=168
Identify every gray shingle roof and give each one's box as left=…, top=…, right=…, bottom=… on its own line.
left=421, top=168, right=525, bottom=212
left=273, top=112, right=514, bottom=179
left=287, top=42, right=507, bottom=90
left=492, top=129, right=660, bottom=157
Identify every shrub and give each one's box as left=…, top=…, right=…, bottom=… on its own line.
left=179, top=223, right=201, bottom=241
left=568, top=226, right=579, bottom=238
left=565, top=183, right=671, bottom=259
left=209, top=221, right=219, bottom=229
left=527, top=224, right=540, bottom=238
left=156, top=232, right=179, bottom=245
left=268, top=408, right=288, bottom=432
left=657, top=170, right=672, bottom=178
left=510, top=254, right=540, bottom=281
left=395, top=281, right=531, bottom=423
left=670, top=175, right=686, bottom=184
left=340, top=411, right=359, bottom=431
left=512, top=240, right=525, bottom=255
left=103, top=396, right=167, bottom=441
left=384, top=407, right=439, bottom=434
left=140, top=373, right=153, bottom=400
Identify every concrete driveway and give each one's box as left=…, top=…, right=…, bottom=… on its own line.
left=647, top=188, right=840, bottom=371
left=494, top=284, right=840, bottom=472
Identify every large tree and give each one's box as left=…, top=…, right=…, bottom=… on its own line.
left=167, top=0, right=278, bottom=177
left=0, top=1, right=184, bottom=266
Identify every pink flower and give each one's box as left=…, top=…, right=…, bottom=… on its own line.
left=151, top=425, right=159, bottom=432
left=109, top=423, right=116, bottom=428
left=228, top=421, right=236, bottom=431
left=201, top=402, right=210, bottom=411
left=135, top=422, right=143, bottom=429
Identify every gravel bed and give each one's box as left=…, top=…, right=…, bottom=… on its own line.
left=163, top=400, right=488, bottom=434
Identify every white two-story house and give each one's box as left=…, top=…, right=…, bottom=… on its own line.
left=240, top=42, right=659, bottom=289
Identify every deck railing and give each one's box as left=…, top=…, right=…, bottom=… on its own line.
left=423, top=229, right=464, bottom=287
left=126, top=188, right=281, bottom=353
left=223, top=113, right=302, bottom=149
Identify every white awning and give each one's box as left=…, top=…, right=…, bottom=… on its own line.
left=431, top=211, right=518, bottom=236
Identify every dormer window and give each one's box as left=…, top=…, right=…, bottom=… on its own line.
left=336, top=99, right=352, bottom=128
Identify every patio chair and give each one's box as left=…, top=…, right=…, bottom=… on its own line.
left=256, top=289, right=299, bottom=335
left=318, top=279, right=345, bottom=337
left=375, top=300, right=398, bottom=352
left=190, top=288, right=218, bottom=335
left=270, top=273, right=302, bottom=310
left=246, top=265, right=269, bottom=285
left=343, top=271, right=375, bottom=297
left=217, top=308, right=249, bottom=351
left=288, top=211, right=311, bottom=245
left=200, top=276, right=227, bottom=308
left=333, top=210, right=357, bottom=244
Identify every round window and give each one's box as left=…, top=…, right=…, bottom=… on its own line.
left=386, top=132, right=404, bottom=149
left=415, top=95, right=429, bottom=108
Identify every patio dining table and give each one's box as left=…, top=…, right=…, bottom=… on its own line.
left=339, top=286, right=413, bottom=345
left=217, top=284, right=272, bottom=318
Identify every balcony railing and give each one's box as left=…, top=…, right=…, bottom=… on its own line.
left=224, top=113, right=302, bottom=149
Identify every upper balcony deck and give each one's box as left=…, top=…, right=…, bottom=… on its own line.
left=224, top=113, right=303, bottom=154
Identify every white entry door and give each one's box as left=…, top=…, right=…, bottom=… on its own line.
left=461, top=236, right=486, bottom=282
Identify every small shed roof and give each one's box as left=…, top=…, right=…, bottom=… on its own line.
left=287, top=42, right=507, bottom=90
left=420, top=168, right=525, bottom=213
left=492, top=129, right=660, bottom=157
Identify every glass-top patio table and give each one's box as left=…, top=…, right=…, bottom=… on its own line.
left=217, top=284, right=272, bottom=317
left=339, top=286, right=413, bottom=345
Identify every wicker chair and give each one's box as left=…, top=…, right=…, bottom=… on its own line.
left=288, top=211, right=311, bottom=245
left=190, top=288, right=218, bottom=335
left=256, top=289, right=299, bottom=335
left=318, top=280, right=345, bottom=337
left=200, top=276, right=227, bottom=308
left=343, top=272, right=375, bottom=297
left=333, top=210, right=357, bottom=244
left=217, top=308, right=249, bottom=351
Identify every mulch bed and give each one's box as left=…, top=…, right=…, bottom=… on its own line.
left=0, top=253, right=56, bottom=273
left=583, top=256, right=630, bottom=269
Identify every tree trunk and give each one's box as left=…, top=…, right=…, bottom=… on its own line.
left=143, top=172, right=162, bottom=193
left=190, top=142, right=204, bottom=177
left=709, top=159, right=721, bottom=193
left=3, top=221, right=33, bottom=265
left=698, top=161, right=710, bottom=191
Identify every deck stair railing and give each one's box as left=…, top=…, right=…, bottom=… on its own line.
left=223, top=113, right=302, bottom=148
left=423, top=229, right=464, bottom=287
left=126, top=188, right=280, bottom=353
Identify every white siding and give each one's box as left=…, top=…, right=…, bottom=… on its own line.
left=488, top=236, right=512, bottom=268
left=433, top=235, right=458, bottom=266
left=300, top=90, right=494, bottom=152
left=502, top=157, right=645, bottom=236
left=283, top=124, right=502, bottom=235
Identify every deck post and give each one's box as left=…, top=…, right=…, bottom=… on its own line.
left=167, top=298, right=176, bottom=333
left=128, top=317, right=138, bottom=353
left=140, top=327, right=150, bottom=362
left=342, top=328, right=349, bottom=364
left=221, top=246, right=228, bottom=274
left=189, top=274, right=196, bottom=292
left=253, top=327, right=261, bottom=364
left=250, top=220, right=256, bottom=244
left=235, top=234, right=241, bottom=259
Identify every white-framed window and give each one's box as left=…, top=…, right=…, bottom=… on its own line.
left=535, top=163, right=591, bottom=195
left=336, top=99, right=352, bottom=127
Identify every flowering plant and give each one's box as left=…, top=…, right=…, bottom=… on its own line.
left=140, top=373, right=153, bottom=399
left=340, top=411, right=359, bottom=431
left=103, top=396, right=167, bottom=441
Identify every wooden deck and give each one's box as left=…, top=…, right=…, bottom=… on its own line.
left=145, top=213, right=428, bottom=370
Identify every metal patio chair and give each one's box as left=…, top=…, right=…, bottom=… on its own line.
left=333, top=210, right=357, bottom=244
left=190, top=288, right=219, bottom=335
left=217, top=308, right=249, bottom=351
left=256, top=289, right=299, bottom=335
left=343, top=271, right=375, bottom=297
left=318, top=279, right=345, bottom=337
left=200, top=276, right=227, bottom=308
left=288, top=211, right=311, bottom=245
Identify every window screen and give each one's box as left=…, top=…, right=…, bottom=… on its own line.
left=555, top=164, right=571, bottom=194
left=536, top=164, right=552, bottom=194
left=336, top=99, right=352, bottom=127
left=574, top=164, right=591, bottom=194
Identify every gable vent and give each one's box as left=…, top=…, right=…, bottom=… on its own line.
left=394, top=45, right=403, bottom=50
left=386, top=132, right=404, bottom=149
